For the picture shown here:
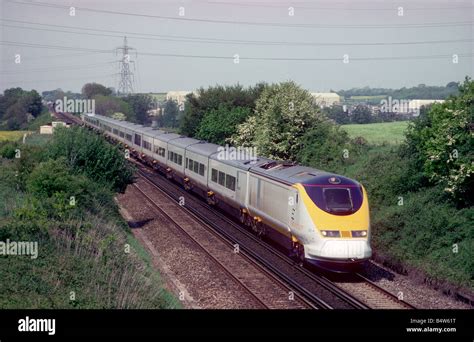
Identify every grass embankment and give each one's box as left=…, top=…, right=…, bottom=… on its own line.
left=0, top=127, right=180, bottom=309
left=341, top=121, right=409, bottom=145
left=333, top=144, right=473, bottom=290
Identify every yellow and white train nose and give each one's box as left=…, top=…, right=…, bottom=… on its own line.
left=304, top=239, right=372, bottom=263
left=293, top=178, right=372, bottom=266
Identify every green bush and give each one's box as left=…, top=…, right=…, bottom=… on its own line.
left=195, top=105, right=251, bottom=145
left=372, top=186, right=473, bottom=287
left=0, top=142, right=18, bottom=159
left=403, top=77, right=474, bottom=205
left=46, top=126, right=135, bottom=192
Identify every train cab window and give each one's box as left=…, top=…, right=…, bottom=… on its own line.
left=304, top=184, right=363, bottom=216
left=218, top=171, right=226, bottom=186
left=323, top=188, right=353, bottom=212
left=199, top=164, right=205, bottom=176
left=134, top=134, right=141, bottom=146
left=211, top=169, right=218, bottom=182
left=225, top=175, right=236, bottom=191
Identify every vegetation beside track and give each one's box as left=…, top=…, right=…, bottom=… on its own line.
left=0, top=128, right=179, bottom=308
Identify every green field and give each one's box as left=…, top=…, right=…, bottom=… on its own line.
left=341, top=121, right=409, bottom=145
left=0, top=131, right=30, bottom=142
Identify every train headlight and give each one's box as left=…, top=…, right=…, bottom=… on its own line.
left=321, top=230, right=340, bottom=237
left=352, top=230, right=368, bottom=237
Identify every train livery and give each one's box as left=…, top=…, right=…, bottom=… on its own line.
left=82, top=113, right=372, bottom=268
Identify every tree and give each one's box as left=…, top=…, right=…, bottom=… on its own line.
left=179, top=83, right=266, bottom=137
left=123, top=94, right=153, bottom=125
left=323, top=105, right=350, bottom=124
left=94, top=95, right=133, bottom=120
left=195, top=105, right=251, bottom=145
left=42, top=89, right=65, bottom=103
left=231, top=81, right=327, bottom=161
left=158, top=100, right=179, bottom=128
left=81, top=83, right=112, bottom=99
left=351, top=104, right=373, bottom=124
left=20, top=90, right=42, bottom=118
left=403, top=77, right=474, bottom=204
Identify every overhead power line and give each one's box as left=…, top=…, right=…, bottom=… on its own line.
left=1, top=19, right=473, bottom=47
left=206, top=0, right=474, bottom=11
left=6, top=0, right=474, bottom=29
left=1, top=40, right=472, bottom=62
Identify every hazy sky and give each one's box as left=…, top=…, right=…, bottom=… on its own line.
left=1, top=0, right=473, bottom=94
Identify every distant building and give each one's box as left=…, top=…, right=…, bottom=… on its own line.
left=40, top=125, right=53, bottom=134
left=311, top=93, right=341, bottom=107
left=407, top=99, right=444, bottom=112
left=166, top=91, right=195, bottom=105
left=40, top=121, right=68, bottom=135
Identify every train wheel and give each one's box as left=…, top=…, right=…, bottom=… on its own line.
left=291, top=240, right=305, bottom=266
left=245, top=215, right=252, bottom=227
left=239, top=211, right=246, bottom=224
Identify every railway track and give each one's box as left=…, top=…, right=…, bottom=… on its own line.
left=132, top=177, right=319, bottom=309
left=330, top=273, right=416, bottom=309
left=74, top=113, right=416, bottom=309
left=131, top=160, right=369, bottom=309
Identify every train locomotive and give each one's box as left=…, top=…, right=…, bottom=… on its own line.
left=82, top=113, right=372, bottom=269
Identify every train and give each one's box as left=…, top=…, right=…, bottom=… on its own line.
left=82, top=113, right=372, bottom=270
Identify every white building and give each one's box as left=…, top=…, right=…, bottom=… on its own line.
left=40, top=121, right=68, bottom=135
left=166, top=91, right=195, bottom=105
left=394, top=99, right=445, bottom=114
left=311, top=92, right=341, bottom=107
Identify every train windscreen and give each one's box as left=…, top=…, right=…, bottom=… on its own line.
left=303, top=185, right=363, bottom=215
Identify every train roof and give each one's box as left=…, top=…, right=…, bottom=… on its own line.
left=186, top=142, right=220, bottom=156
left=249, top=163, right=335, bottom=185
left=210, top=151, right=273, bottom=171
left=168, top=137, right=201, bottom=149
left=154, top=132, right=183, bottom=142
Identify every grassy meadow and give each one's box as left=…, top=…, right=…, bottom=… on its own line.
left=341, top=121, right=409, bottom=145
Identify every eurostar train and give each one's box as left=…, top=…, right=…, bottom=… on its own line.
left=82, top=113, right=372, bottom=269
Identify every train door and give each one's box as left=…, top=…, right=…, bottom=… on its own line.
left=236, top=171, right=248, bottom=206
left=288, top=188, right=300, bottom=233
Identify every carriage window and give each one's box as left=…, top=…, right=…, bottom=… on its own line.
left=225, top=175, right=236, bottom=191
left=143, top=140, right=152, bottom=151
left=199, top=163, right=205, bottom=176
left=177, top=154, right=182, bottom=166
left=188, top=159, right=193, bottom=170
left=125, top=134, right=132, bottom=142
left=218, top=171, right=225, bottom=186
left=211, top=169, right=218, bottom=182
left=134, top=134, right=141, bottom=146
left=193, top=161, right=199, bottom=173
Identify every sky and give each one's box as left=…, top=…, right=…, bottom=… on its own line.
left=0, top=0, right=473, bottom=94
